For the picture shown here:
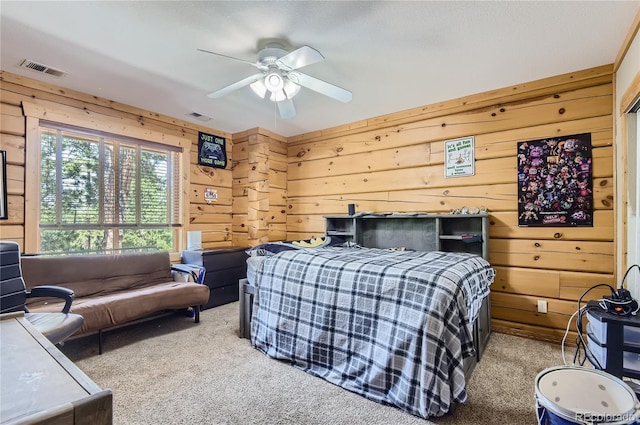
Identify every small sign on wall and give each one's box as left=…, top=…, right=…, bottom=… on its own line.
left=204, top=188, right=218, bottom=204
left=198, top=132, right=227, bottom=169
left=445, top=136, right=475, bottom=178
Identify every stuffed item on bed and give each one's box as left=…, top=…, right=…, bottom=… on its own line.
left=245, top=235, right=347, bottom=257
left=250, top=247, right=495, bottom=419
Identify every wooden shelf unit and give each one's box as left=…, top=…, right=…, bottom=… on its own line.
left=325, top=213, right=489, bottom=260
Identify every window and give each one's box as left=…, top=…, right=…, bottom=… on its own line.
left=38, top=122, right=182, bottom=254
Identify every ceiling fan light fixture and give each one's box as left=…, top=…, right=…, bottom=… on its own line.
left=253, top=73, right=301, bottom=102
left=264, top=70, right=284, bottom=92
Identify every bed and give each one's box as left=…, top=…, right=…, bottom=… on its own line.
left=243, top=242, right=495, bottom=419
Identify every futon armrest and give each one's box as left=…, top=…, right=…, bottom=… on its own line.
left=26, top=285, right=75, bottom=314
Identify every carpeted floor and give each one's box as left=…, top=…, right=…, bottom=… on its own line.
left=59, top=302, right=563, bottom=425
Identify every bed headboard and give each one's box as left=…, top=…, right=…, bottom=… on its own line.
left=325, top=213, right=489, bottom=260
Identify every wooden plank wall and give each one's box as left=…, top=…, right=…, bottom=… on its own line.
left=0, top=65, right=617, bottom=341
left=231, top=128, right=288, bottom=247
left=0, top=71, right=234, bottom=253
left=285, top=65, right=616, bottom=342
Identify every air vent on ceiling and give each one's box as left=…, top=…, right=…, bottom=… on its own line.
left=20, top=59, right=66, bottom=77
left=187, top=112, right=212, bottom=122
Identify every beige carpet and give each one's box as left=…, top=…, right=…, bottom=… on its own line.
left=60, top=302, right=563, bottom=425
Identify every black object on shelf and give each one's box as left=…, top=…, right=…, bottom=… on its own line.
left=460, top=234, right=482, bottom=243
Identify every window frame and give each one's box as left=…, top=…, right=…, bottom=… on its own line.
left=36, top=122, right=181, bottom=254
left=23, top=102, right=191, bottom=255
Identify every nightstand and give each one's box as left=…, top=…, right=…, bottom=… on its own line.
left=181, top=248, right=248, bottom=310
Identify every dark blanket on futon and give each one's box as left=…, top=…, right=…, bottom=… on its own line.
left=250, top=247, right=495, bottom=418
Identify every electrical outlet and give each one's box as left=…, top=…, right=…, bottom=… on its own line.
left=537, top=300, right=548, bottom=313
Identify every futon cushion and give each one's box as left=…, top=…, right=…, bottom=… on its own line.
left=27, top=281, right=210, bottom=334
left=21, top=252, right=174, bottom=299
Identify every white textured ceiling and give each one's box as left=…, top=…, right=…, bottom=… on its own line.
left=1, top=1, right=638, bottom=137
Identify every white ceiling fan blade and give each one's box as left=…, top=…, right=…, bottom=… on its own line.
left=288, top=71, right=352, bottom=103
left=197, top=48, right=259, bottom=68
left=277, top=99, right=296, bottom=119
left=207, top=73, right=264, bottom=98
left=276, top=46, right=324, bottom=71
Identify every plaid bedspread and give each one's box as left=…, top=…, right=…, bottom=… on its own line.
left=250, top=247, right=495, bottom=418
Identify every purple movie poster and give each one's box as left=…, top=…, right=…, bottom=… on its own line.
left=517, top=133, right=593, bottom=227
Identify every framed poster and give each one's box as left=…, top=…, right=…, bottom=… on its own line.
left=198, top=132, right=227, bottom=169
left=517, top=133, right=593, bottom=227
left=445, top=136, right=475, bottom=178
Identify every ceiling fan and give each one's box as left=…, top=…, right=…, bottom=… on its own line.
left=199, top=42, right=352, bottom=119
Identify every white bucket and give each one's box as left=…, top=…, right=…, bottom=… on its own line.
left=535, top=366, right=640, bottom=424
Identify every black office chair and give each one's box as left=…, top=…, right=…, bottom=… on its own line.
left=0, top=241, right=84, bottom=345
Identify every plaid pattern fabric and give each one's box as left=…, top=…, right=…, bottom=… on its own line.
left=251, top=247, right=495, bottom=418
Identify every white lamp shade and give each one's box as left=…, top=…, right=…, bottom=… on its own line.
left=250, top=79, right=268, bottom=98
left=264, top=71, right=284, bottom=92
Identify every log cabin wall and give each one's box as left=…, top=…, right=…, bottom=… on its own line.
left=0, top=65, right=618, bottom=342
left=285, top=65, right=616, bottom=343
left=0, top=71, right=234, bottom=255
left=231, top=128, right=288, bottom=247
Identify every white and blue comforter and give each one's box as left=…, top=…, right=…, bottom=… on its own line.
left=250, top=247, right=495, bottom=419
